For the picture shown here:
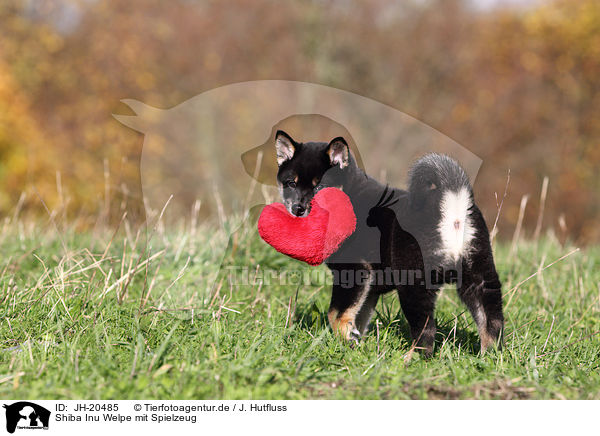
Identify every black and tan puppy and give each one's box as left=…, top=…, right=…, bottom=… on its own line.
left=275, top=130, right=504, bottom=355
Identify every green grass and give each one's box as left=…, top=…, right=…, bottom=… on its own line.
left=0, top=215, right=599, bottom=399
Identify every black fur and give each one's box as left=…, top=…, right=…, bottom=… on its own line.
left=275, top=131, right=504, bottom=355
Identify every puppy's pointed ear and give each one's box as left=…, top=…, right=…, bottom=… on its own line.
left=327, top=137, right=349, bottom=169
left=275, top=130, right=296, bottom=166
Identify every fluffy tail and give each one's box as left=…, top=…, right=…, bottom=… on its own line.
left=408, top=154, right=471, bottom=201
left=408, top=153, right=475, bottom=262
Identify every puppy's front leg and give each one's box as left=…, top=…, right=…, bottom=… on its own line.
left=328, top=265, right=373, bottom=345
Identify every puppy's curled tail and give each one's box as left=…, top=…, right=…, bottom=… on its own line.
left=408, top=153, right=472, bottom=210
left=408, top=153, right=476, bottom=262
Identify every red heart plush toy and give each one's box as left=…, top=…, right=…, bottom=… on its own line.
left=257, top=188, right=356, bottom=266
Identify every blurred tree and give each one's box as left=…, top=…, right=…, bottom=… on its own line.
left=0, top=58, right=50, bottom=211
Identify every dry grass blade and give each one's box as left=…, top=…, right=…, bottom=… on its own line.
left=536, top=330, right=600, bottom=359
left=533, top=176, right=549, bottom=241
left=490, top=169, right=510, bottom=246
left=121, top=195, right=173, bottom=302
left=32, top=186, right=68, bottom=255
left=509, top=194, right=529, bottom=257
left=85, top=211, right=127, bottom=303
left=153, top=256, right=192, bottom=308
left=362, top=350, right=387, bottom=376
left=542, top=315, right=555, bottom=352
left=98, top=249, right=165, bottom=300
left=505, top=247, right=580, bottom=308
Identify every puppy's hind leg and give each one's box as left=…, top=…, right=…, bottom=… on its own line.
left=458, top=263, right=504, bottom=353
left=457, top=207, right=504, bottom=353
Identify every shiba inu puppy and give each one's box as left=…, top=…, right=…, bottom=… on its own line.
left=275, top=130, right=504, bottom=355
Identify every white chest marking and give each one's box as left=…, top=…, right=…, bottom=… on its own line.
left=438, top=188, right=476, bottom=262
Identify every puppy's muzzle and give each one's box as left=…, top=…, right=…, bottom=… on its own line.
left=291, top=204, right=306, bottom=217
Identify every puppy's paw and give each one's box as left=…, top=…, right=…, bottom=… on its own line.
left=330, top=316, right=361, bottom=346
left=348, top=326, right=361, bottom=348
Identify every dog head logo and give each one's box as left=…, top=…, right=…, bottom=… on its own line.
left=3, top=402, right=50, bottom=433
left=113, top=80, right=481, bottom=217
left=113, top=80, right=482, bottom=292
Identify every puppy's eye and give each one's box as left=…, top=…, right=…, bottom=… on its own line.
left=287, top=181, right=296, bottom=188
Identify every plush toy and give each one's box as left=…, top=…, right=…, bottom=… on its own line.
left=258, top=188, right=356, bottom=266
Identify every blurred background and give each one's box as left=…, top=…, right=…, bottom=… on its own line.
left=1, top=0, right=599, bottom=242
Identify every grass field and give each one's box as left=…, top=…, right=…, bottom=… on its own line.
left=0, top=213, right=599, bottom=400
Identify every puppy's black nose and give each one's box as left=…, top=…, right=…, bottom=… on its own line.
left=291, top=204, right=305, bottom=216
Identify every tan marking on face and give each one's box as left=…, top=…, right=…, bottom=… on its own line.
left=312, top=177, right=320, bottom=187
left=294, top=175, right=298, bottom=183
